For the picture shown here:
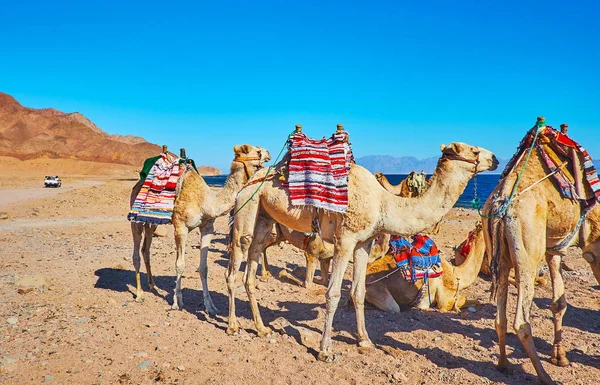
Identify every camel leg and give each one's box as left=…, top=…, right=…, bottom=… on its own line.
left=513, top=259, right=554, bottom=384
left=244, top=216, right=273, bottom=337
left=365, top=284, right=400, bottom=312
left=319, top=258, right=331, bottom=287
left=131, top=222, right=144, bottom=302
left=141, top=224, right=157, bottom=293
left=351, top=242, right=374, bottom=350
left=495, top=257, right=512, bottom=371
left=304, top=251, right=318, bottom=289
left=318, top=238, right=355, bottom=362
left=226, top=200, right=260, bottom=335
left=546, top=253, right=569, bottom=367
left=198, top=220, right=218, bottom=315
left=259, top=248, right=272, bottom=282
left=172, top=223, right=189, bottom=310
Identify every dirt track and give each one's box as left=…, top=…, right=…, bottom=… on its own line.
left=0, top=176, right=599, bottom=385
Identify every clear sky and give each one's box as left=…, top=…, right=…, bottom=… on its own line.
left=1, top=0, right=598, bottom=172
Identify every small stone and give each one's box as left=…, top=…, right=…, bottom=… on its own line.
left=76, top=317, right=90, bottom=324
left=137, top=360, right=151, bottom=369
left=473, top=345, right=486, bottom=352
left=44, top=375, right=55, bottom=382
left=176, top=365, right=185, bottom=372
left=392, top=372, right=408, bottom=382
left=468, top=307, right=477, bottom=313
left=152, top=332, right=160, bottom=337
left=133, top=352, right=149, bottom=358
left=268, top=338, right=277, bottom=344
left=6, top=317, right=18, bottom=325
left=433, top=336, right=442, bottom=342
left=269, top=317, right=291, bottom=334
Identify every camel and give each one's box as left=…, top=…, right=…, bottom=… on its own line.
left=129, top=144, right=270, bottom=310
left=374, top=171, right=443, bottom=235
left=169, top=144, right=271, bottom=313
left=482, top=121, right=600, bottom=385
left=227, top=138, right=498, bottom=361
left=364, top=229, right=485, bottom=312
left=374, top=171, right=425, bottom=197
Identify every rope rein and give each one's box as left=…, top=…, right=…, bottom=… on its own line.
left=475, top=122, right=546, bottom=218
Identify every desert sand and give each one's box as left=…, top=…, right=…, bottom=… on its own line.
left=0, top=165, right=599, bottom=385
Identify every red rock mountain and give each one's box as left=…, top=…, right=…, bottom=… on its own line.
left=0, top=92, right=220, bottom=174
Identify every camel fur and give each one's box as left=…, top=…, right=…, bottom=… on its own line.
left=129, top=145, right=270, bottom=311
left=482, top=126, right=600, bottom=385
left=227, top=141, right=498, bottom=361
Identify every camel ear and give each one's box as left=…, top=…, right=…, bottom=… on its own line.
left=440, top=144, right=447, bottom=153
left=233, top=144, right=251, bottom=155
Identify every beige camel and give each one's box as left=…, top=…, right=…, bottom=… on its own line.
left=227, top=139, right=498, bottom=361
left=482, top=124, right=600, bottom=384
left=170, top=144, right=271, bottom=313
left=374, top=171, right=424, bottom=197
left=374, top=172, right=443, bottom=234
left=129, top=144, right=270, bottom=310
left=364, top=229, right=486, bottom=312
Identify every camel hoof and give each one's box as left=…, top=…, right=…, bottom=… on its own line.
left=171, top=299, right=183, bottom=310
left=257, top=327, right=273, bottom=338
left=496, top=360, right=514, bottom=374
left=550, top=356, right=570, bottom=367
left=317, top=352, right=338, bottom=363
left=135, top=296, right=144, bottom=303
left=226, top=326, right=240, bottom=336
left=205, top=305, right=218, bottom=316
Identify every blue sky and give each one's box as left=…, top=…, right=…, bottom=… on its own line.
left=1, top=0, right=598, bottom=172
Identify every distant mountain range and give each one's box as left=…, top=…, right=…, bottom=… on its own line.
left=0, top=92, right=220, bottom=174
left=357, top=155, right=600, bottom=175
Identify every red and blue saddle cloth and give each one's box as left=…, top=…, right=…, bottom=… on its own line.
left=389, top=234, right=443, bottom=282
left=501, top=124, right=600, bottom=214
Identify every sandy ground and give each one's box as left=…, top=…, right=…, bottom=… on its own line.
left=0, top=174, right=599, bottom=385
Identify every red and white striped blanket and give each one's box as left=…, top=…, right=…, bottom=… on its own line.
left=285, top=131, right=355, bottom=213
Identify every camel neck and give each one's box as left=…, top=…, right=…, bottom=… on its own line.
left=381, top=159, right=474, bottom=235
left=453, top=231, right=486, bottom=288
left=214, top=162, right=247, bottom=216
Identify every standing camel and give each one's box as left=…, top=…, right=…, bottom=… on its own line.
left=129, top=144, right=270, bottom=309
left=227, top=140, right=498, bottom=361
left=170, top=144, right=270, bottom=313
left=482, top=123, right=600, bottom=384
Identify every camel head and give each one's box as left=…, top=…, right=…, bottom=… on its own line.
left=232, top=144, right=271, bottom=180
left=440, top=142, right=499, bottom=173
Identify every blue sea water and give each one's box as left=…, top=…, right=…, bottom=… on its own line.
left=204, top=173, right=501, bottom=209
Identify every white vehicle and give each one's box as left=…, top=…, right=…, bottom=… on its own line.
left=44, top=176, right=61, bottom=188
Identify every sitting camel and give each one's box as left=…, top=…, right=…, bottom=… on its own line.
left=482, top=119, right=600, bottom=385
left=364, top=231, right=485, bottom=312
left=129, top=144, right=270, bottom=310
left=227, top=138, right=498, bottom=361
left=374, top=171, right=443, bottom=235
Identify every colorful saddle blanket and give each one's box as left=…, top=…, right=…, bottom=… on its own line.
left=285, top=130, right=355, bottom=213
left=501, top=124, right=600, bottom=213
left=127, top=153, right=182, bottom=225
left=389, top=234, right=443, bottom=282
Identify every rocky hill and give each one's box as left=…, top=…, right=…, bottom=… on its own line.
left=0, top=92, right=220, bottom=175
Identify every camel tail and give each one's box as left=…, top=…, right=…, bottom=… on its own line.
left=487, top=216, right=506, bottom=302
